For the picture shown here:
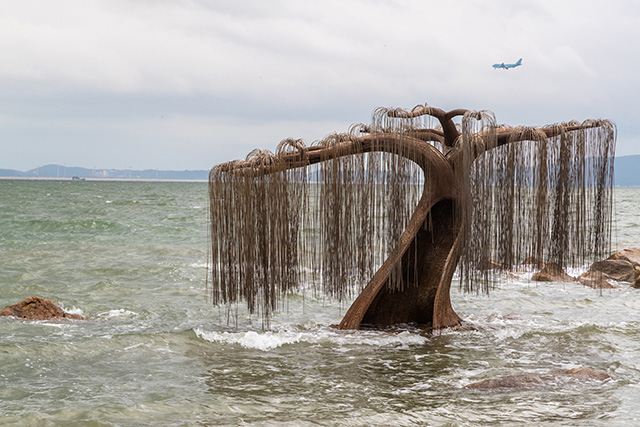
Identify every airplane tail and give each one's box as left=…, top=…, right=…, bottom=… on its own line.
left=516, top=58, right=522, bottom=65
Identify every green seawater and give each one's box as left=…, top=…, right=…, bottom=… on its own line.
left=1, top=180, right=639, bottom=426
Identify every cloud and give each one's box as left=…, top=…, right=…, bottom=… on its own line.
left=0, top=0, right=638, bottom=170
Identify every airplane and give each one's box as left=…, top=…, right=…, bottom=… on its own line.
left=492, top=58, right=522, bottom=70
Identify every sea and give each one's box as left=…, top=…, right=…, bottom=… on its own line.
left=0, top=180, right=639, bottom=426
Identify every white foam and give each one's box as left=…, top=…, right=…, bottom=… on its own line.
left=98, top=309, right=137, bottom=318
left=193, top=327, right=429, bottom=351
left=566, top=265, right=590, bottom=277
left=39, top=322, right=65, bottom=328
left=194, top=329, right=303, bottom=351
left=63, top=306, right=84, bottom=316
left=58, top=302, right=84, bottom=316
left=189, top=262, right=208, bottom=269
left=124, top=343, right=144, bottom=351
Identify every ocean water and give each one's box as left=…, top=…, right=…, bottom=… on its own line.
left=0, top=180, right=639, bottom=426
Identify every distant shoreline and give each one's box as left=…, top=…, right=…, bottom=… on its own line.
left=0, top=176, right=208, bottom=183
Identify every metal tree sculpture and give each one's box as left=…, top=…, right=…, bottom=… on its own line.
left=208, top=105, right=615, bottom=330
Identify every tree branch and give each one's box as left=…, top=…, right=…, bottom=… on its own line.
left=213, top=133, right=449, bottom=178
left=386, top=107, right=468, bottom=147
left=445, top=121, right=612, bottom=164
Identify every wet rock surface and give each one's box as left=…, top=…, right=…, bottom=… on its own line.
left=465, top=367, right=610, bottom=389
left=588, top=248, right=640, bottom=283
left=531, top=262, right=574, bottom=282
left=577, top=271, right=615, bottom=289
left=558, top=366, right=611, bottom=381
left=608, top=247, right=640, bottom=265
left=0, top=296, right=84, bottom=320
left=590, top=259, right=637, bottom=282
left=527, top=248, right=640, bottom=288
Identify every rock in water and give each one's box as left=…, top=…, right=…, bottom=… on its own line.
left=607, top=247, right=640, bottom=266
left=465, top=374, right=549, bottom=389
left=577, top=271, right=615, bottom=289
left=465, top=366, right=610, bottom=389
left=0, top=296, right=84, bottom=320
left=589, top=259, right=637, bottom=282
left=522, top=256, right=544, bottom=268
left=557, top=367, right=611, bottom=380
left=531, top=262, right=574, bottom=282
left=589, top=248, right=640, bottom=283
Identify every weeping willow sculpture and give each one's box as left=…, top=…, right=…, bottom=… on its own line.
left=208, top=104, right=615, bottom=330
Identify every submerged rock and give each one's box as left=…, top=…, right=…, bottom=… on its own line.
left=557, top=366, right=611, bottom=381
left=577, top=271, right=615, bottom=289
left=531, top=262, right=574, bottom=282
left=465, top=374, right=549, bottom=389
left=465, top=366, right=610, bottom=389
left=0, top=296, right=84, bottom=320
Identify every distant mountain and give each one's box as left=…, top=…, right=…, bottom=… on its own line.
left=0, top=156, right=638, bottom=185
left=614, top=155, right=640, bottom=186
left=0, top=168, right=24, bottom=177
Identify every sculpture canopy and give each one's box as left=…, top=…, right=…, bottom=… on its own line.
left=208, top=104, right=616, bottom=330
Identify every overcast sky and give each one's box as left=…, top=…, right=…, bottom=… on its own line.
left=1, top=0, right=638, bottom=171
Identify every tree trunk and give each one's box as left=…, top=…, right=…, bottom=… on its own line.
left=338, top=192, right=462, bottom=330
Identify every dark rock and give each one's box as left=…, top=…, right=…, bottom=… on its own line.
left=477, top=258, right=505, bottom=271
left=465, top=366, right=610, bottom=389
left=589, top=259, right=636, bottom=282
left=577, top=271, right=615, bottom=289
left=607, top=247, right=640, bottom=266
left=0, top=296, right=84, bottom=320
left=531, top=262, right=574, bottom=282
left=522, top=256, right=544, bottom=268
left=589, top=248, right=640, bottom=283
